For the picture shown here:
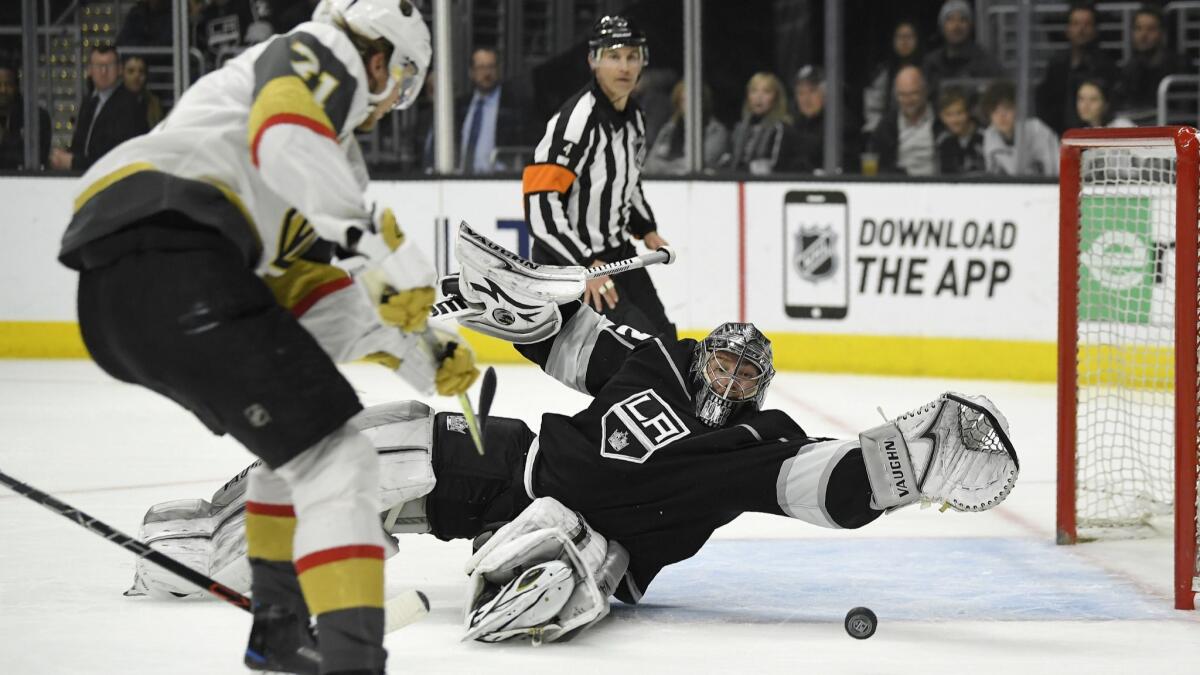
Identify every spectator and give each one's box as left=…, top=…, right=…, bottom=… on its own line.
left=634, top=67, right=676, bottom=148
left=1035, top=1, right=1119, bottom=135
left=1115, top=3, right=1185, bottom=121
left=983, top=80, right=1058, bottom=177
left=863, top=20, right=922, bottom=134
left=195, top=0, right=255, bottom=68
left=727, top=72, right=800, bottom=175
left=868, top=65, right=939, bottom=176
left=789, top=65, right=859, bottom=174
left=644, top=81, right=729, bottom=175
left=116, top=0, right=173, bottom=47
left=50, top=46, right=149, bottom=171
left=0, top=63, right=51, bottom=169
left=457, top=46, right=532, bottom=173
left=922, top=0, right=1004, bottom=98
left=122, top=55, right=164, bottom=128
left=935, top=87, right=985, bottom=175
left=1076, top=78, right=1135, bottom=129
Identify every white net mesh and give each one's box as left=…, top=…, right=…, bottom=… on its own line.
left=1075, top=146, right=1179, bottom=533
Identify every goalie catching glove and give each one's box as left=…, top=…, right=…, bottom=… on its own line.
left=355, top=205, right=437, bottom=333
left=463, top=497, right=629, bottom=644
left=859, top=392, right=1019, bottom=513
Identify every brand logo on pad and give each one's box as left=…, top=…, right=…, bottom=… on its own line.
left=600, top=389, right=690, bottom=463
left=446, top=415, right=468, bottom=434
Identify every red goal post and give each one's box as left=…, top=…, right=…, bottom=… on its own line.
left=1057, top=126, right=1199, bottom=610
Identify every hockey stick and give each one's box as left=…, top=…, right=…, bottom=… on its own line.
left=0, top=468, right=252, bottom=611
left=0, top=468, right=431, bottom=634
left=586, top=246, right=677, bottom=279
left=422, top=329, right=486, bottom=455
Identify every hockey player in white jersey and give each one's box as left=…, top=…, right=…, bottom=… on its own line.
left=57, top=2, right=471, bottom=673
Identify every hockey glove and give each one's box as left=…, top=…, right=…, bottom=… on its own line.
left=357, top=205, right=437, bottom=333
left=429, top=329, right=480, bottom=393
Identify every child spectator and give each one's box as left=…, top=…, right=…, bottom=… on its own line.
left=983, top=80, right=1059, bottom=177
left=935, top=87, right=985, bottom=175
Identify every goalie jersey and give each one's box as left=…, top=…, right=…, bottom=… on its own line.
left=58, top=22, right=410, bottom=363
left=516, top=303, right=880, bottom=603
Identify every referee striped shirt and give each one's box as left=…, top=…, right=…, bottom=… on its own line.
left=523, top=81, right=657, bottom=266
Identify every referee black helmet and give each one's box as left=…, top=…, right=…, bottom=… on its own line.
left=588, top=15, right=649, bottom=65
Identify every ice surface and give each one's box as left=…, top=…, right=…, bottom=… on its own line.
left=1, top=360, right=1197, bottom=674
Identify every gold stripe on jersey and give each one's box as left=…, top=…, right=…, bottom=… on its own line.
left=73, top=162, right=157, bottom=213
left=248, top=75, right=337, bottom=166
left=245, top=507, right=296, bottom=563
left=261, top=258, right=353, bottom=316
left=296, top=547, right=385, bottom=615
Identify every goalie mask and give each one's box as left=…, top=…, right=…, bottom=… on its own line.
left=314, top=0, right=432, bottom=112
left=690, top=323, right=775, bottom=427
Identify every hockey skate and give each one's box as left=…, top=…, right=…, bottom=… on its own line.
left=243, top=603, right=321, bottom=675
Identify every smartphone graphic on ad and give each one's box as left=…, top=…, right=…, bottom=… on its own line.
left=783, top=190, right=849, bottom=319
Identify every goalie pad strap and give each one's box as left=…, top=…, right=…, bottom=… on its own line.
left=859, top=422, right=920, bottom=511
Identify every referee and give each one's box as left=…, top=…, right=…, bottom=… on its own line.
left=522, top=15, right=676, bottom=340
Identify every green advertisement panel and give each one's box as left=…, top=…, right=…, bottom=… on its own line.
left=1078, top=196, right=1155, bottom=324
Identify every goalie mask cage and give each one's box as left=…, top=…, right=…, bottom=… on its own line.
left=1057, top=126, right=1200, bottom=610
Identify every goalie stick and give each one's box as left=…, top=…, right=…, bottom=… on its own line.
left=0, top=469, right=429, bottom=632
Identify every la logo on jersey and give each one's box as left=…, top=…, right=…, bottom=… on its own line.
left=600, top=389, right=690, bottom=463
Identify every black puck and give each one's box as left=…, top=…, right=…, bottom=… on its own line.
left=844, top=606, right=877, bottom=639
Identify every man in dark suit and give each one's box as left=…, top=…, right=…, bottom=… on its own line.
left=50, top=45, right=149, bottom=171
left=456, top=47, right=532, bottom=173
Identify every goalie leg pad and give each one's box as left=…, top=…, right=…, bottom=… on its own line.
left=463, top=497, right=619, bottom=644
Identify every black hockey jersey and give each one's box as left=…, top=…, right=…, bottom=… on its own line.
left=517, top=302, right=824, bottom=603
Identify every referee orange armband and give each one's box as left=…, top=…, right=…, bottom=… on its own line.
left=522, top=163, right=576, bottom=195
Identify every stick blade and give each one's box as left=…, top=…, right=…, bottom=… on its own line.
left=384, top=589, right=430, bottom=633
left=477, top=367, right=497, bottom=427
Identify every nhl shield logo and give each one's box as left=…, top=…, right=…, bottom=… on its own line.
left=794, top=225, right=838, bottom=281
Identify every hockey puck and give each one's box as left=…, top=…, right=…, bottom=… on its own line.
left=844, top=607, right=877, bottom=639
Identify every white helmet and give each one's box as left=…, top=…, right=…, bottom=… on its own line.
left=313, top=0, right=432, bottom=111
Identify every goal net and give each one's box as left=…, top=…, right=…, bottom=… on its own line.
left=1057, top=126, right=1200, bottom=610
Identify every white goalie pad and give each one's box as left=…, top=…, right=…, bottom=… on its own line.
left=128, top=401, right=439, bottom=599
left=859, top=392, right=1020, bottom=512
left=463, top=497, right=628, bottom=644
left=454, top=223, right=584, bottom=344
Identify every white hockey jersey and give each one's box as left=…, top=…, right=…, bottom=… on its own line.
left=62, top=21, right=374, bottom=272
left=59, top=21, right=422, bottom=368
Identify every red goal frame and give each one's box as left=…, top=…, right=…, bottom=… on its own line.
left=1057, top=126, right=1199, bottom=610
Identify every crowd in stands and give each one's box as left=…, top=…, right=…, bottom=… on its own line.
left=1, top=0, right=1193, bottom=175
left=632, top=0, right=1190, bottom=178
